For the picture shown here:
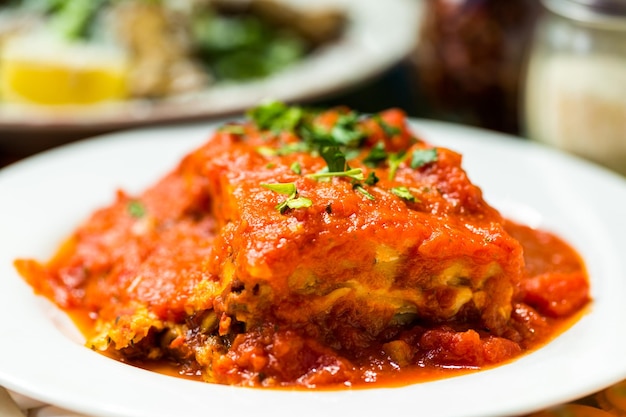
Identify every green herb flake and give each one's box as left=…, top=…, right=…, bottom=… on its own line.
left=277, top=142, right=310, bottom=156
left=260, top=182, right=296, bottom=195
left=354, top=184, right=375, bottom=201
left=363, top=142, right=388, bottom=168
left=320, top=146, right=346, bottom=173
left=261, top=182, right=311, bottom=214
left=285, top=197, right=313, bottom=210
left=364, top=171, right=380, bottom=186
left=411, top=148, right=438, bottom=169
left=328, top=112, right=366, bottom=148
left=276, top=196, right=312, bottom=214
left=387, top=151, right=407, bottom=180
left=127, top=200, right=146, bottom=218
left=343, top=148, right=361, bottom=161
left=307, top=168, right=364, bottom=182
left=247, top=101, right=303, bottom=132
left=290, top=161, right=302, bottom=175
left=258, top=143, right=311, bottom=158
left=391, top=186, right=417, bottom=203
left=257, top=146, right=277, bottom=157
left=275, top=200, right=290, bottom=214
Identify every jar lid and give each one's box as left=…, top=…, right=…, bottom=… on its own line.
left=543, top=0, right=626, bottom=27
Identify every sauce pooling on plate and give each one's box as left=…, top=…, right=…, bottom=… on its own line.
left=15, top=102, right=590, bottom=388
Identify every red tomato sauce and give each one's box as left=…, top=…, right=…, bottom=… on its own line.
left=75, top=219, right=587, bottom=388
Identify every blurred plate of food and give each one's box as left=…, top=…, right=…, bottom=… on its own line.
left=0, top=0, right=422, bottom=134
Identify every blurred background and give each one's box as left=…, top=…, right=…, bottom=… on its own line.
left=0, top=0, right=625, bottom=177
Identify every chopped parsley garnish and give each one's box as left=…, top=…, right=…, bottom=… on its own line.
left=281, top=196, right=313, bottom=212
left=247, top=102, right=429, bottom=203
left=391, top=186, right=417, bottom=203
left=261, top=182, right=296, bottom=194
left=261, top=182, right=312, bottom=214
left=256, top=146, right=277, bottom=158
left=387, top=151, right=407, bottom=180
left=247, top=101, right=303, bottom=132
left=319, top=146, right=347, bottom=172
left=364, top=171, right=379, bottom=186
left=127, top=200, right=146, bottom=218
left=343, top=148, right=361, bottom=161
left=411, top=148, right=438, bottom=169
left=247, top=102, right=366, bottom=175
left=298, top=112, right=366, bottom=149
left=363, top=142, right=387, bottom=168
left=327, top=112, right=366, bottom=148
left=347, top=172, right=379, bottom=201
left=354, top=184, right=375, bottom=200
left=290, top=161, right=302, bottom=175
left=306, top=168, right=364, bottom=182
left=257, top=142, right=310, bottom=157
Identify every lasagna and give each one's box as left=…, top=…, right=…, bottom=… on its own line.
left=15, top=102, right=590, bottom=388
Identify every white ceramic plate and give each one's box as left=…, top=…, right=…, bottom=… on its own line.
left=0, top=0, right=421, bottom=131
left=1, top=120, right=626, bottom=417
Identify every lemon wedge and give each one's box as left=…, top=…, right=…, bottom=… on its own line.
left=0, top=34, right=129, bottom=106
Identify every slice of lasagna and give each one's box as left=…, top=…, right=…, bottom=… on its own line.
left=15, top=102, right=587, bottom=388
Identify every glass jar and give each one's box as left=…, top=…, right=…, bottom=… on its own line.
left=414, top=0, right=540, bottom=134
left=523, top=0, right=626, bottom=176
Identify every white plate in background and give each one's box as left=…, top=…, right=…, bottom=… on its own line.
left=0, top=0, right=422, bottom=132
